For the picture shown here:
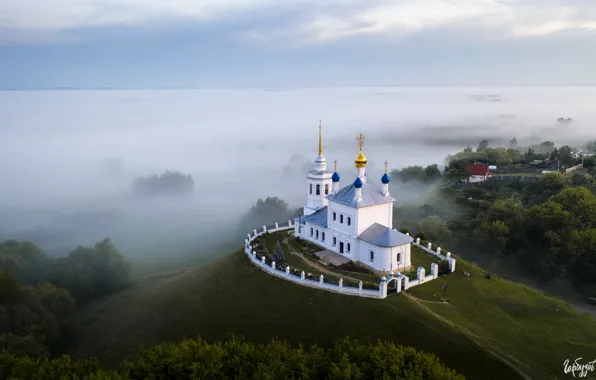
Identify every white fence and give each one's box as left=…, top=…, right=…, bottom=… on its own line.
left=243, top=222, right=457, bottom=299
left=412, top=237, right=457, bottom=273
left=244, top=221, right=383, bottom=299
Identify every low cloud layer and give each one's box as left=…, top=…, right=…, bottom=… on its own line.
left=1, top=86, right=594, bottom=259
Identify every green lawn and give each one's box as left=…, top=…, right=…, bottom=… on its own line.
left=407, top=258, right=596, bottom=380
left=70, top=238, right=596, bottom=380
left=409, top=246, right=442, bottom=274
left=70, top=251, right=520, bottom=380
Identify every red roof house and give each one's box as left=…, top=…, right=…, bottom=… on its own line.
left=466, top=164, right=491, bottom=182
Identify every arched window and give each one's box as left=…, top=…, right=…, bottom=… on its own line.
left=309, top=184, right=312, bottom=194
left=325, top=184, right=329, bottom=195
left=316, top=184, right=320, bottom=195
left=397, top=253, right=401, bottom=263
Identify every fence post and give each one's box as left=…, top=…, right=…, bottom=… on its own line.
left=272, top=261, right=276, bottom=270
left=437, top=247, right=441, bottom=255
left=359, top=281, right=363, bottom=294
left=247, top=233, right=251, bottom=240
left=449, top=258, right=456, bottom=272
left=301, top=271, right=305, bottom=281
left=446, top=252, right=451, bottom=259
left=427, top=242, right=432, bottom=251
left=339, top=278, right=343, bottom=289
left=319, top=275, right=324, bottom=284
left=417, top=267, right=425, bottom=283
left=261, top=256, right=266, bottom=265
left=253, top=229, right=258, bottom=237
left=252, top=251, right=256, bottom=259
left=286, top=266, right=290, bottom=275
left=406, top=232, right=410, bottom=236
left=275, top=222, right=279, bottom=229
left=416, top=237, right=420, bottom=245
left=263, top=225, right=267, bottom=233
left=431, top=263, right=439, bottom=279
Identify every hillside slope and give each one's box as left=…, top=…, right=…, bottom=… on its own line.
left=70, top=250, right=519, bottom=380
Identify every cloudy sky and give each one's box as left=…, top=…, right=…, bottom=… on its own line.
left=2, top=0, right=596, bottom=88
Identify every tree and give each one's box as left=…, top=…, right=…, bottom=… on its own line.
left=48, top=239, right=131, bottom=304
left=132, top=170, right=194, bottom=197
left=238, top=197, right=296, bottom=237
left=444, top=160, right=470, bottom=181
left=559, top=145, right=573, bottom=167
left=477, top=139, right=489, bottom=152
left=509, top=137, right=518, bottom=149
left=418, top=216, right=453, bottom=247
left=525, top=148, right=536, bottom=161
left=272, top=242, right=284, bottom=265
left=473, top=220, right=510, bottom=255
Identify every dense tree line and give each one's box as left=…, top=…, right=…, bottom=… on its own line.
left=390, top=164, right=442, bottom=183
left=133, top=170, right=194, bottom=197
left=468, top=182, right=596, bottom=296
left=0, top=239, right=131, bottom=358
left=0, top=336, right=464, bottom=380
left=395, top=139, right=596, bottom=300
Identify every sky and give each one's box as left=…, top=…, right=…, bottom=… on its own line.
left=1, top=0, right=596, bottom=88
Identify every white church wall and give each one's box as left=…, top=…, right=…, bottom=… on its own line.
left=355, top=203, right=393, bottom=235
left=390, top=245, right=411, bottom=273
left=327, top=201, right=358, bottom=236
left=357, top=240, right=393, bottom=272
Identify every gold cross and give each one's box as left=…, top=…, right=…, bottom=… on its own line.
left=384, top=160, right=389, bottom=173
left=333, top=159, right=338, bottom=171
left=357, top=133, right=365, bottom=149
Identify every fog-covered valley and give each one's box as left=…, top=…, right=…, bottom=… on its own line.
left=2, top=86, right=595, bottom=259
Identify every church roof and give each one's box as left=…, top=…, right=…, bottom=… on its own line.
left=301, top=206, right=328, bottom=228
left=358, top=223, right=414, bottom=247
left=326, top=182, right=395, bottom=208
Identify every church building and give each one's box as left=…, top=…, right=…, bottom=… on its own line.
left=294, top=123, right=413, bottom=274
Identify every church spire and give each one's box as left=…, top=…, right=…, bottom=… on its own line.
left=318, top=120, right=323, bottom=156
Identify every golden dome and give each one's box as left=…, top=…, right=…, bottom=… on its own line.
left=355, top=149, right=367, bottom=168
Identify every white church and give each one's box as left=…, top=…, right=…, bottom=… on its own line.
left=294, top=124, right=413, bottom=274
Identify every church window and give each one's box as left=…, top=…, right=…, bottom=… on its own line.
left=347, top=243, right=351, bottom=252
left=325, top=184, right=329, bottom=195
left=333, top=212, right=336, bottom=221
left=397, top=253, right=401, bottom=263
left=316, top=230, right=319, bottom=239
left=333, top=237, right=337, bottom=246
left=347, top=217, right=351, bottom=226
left=370, top=251, right=375, bottom=262
left=321, top=232, right=325, bottom=242
left=340, top=214, right=344, bottom=224
left=309, top=184, right=312, bottom=194
left=310, top=227, right=313, bottom=236
left=316, top=184, right=320, bottom=195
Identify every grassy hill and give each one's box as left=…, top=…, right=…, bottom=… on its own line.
left=68, top=239, right=596, bottom=380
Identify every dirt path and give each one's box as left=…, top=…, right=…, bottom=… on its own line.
left=283, top=237, right=365, bottom=284
left=403, top=293, right=532, bottom=380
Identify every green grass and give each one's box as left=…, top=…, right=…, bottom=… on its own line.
left=69, top=238, right=596, bottom=380
left=409, top=246, right=442, bottom=274
left=69, top=251, right=519, bottom=380
left=407, top=258, right=596, bottom=380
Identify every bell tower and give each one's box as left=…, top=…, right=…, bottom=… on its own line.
left=304, top=121, right=333, bottom=216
